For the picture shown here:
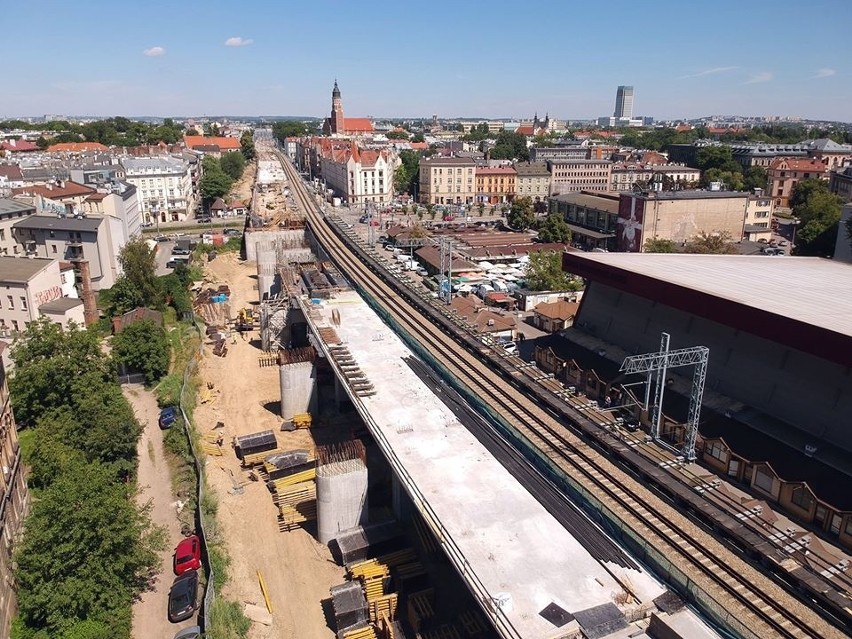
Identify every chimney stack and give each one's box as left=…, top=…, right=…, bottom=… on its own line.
left=77, top=260, right=98, bottom=326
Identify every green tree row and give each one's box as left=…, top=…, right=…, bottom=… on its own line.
left=1, top=117, right=186, bottom=148
left=199, top=153, right=245, bottom=206
left=9, top=318, right=163, bottom=639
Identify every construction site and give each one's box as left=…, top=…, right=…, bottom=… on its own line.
left=190, top=147, right=500, bottom=639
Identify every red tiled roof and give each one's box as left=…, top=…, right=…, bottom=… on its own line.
left=476, top=166, right=517, bottom=175
left=84, top=192, right=109, bottom=202
left=183, top=135, right=241, bottom=151
left=769, top=157, right=826, bottom=172
left=47, top=142, right=109, bottom=153
left=13, top=180, right=95, bottom=199
left=344, top=118, right=374, bottom=133
left=409, top=142, right=428, bottom=150
left=534, top=300, right=579, bottom=320
left=0, top=139, right=39, bottom=152
left=516, top=126, right=535, bottom=136
left=0, top=165, right=24, bottom=180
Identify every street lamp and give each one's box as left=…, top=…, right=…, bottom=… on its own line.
left=790, top=217, right=801, bottom=254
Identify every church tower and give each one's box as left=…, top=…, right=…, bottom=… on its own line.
left=331, top=80, right=345, bottom=134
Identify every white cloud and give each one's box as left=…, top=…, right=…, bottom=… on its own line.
left=744, top=72, right=773, bottom=85
left=224, top=36, right=254, bottom=47
left=814, top=68, right=836, bottom=78
left=678, top=66, right=739, bottom=80
left=143, top=46, right=166, bottom=57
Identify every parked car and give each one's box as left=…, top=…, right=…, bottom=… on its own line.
left=159, top=406, right=178, bottom=429
left=168, top=570, right=199, bottom=623
left=173, top=535, right=202, bottom=575
left=196, top=216, right=211, bottom=224
left=172, top=247, right=190, bottom=256
left=156, top=235, right=172, bottom=243
left=223, top=228, right=242, bottom=237
left=166, top=260, right=180, bottom=269
left=173, top=627, right=201, bottom=639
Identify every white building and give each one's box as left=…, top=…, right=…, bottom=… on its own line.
left=121, top=156, right=194, bottom=224
left=79, top=182, right=142, bottom=240
left=610, top=162, right=701, bottom=192
left=320, top=145, right=395, bottom=205
left=0, top=257, right=85, bottom=337
left=0, top=199, right=37, bottom=257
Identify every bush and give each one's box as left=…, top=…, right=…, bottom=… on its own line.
left=112, top=319, right=170, bottom=385
left=155, top=373, right=182, bottom=408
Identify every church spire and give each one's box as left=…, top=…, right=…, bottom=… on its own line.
left=332, top=79, right=341, bottom=98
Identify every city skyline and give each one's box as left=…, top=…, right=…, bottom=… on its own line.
left=1, top=0, right=850, bottom=122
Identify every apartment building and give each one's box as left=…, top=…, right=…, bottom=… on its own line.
left=610, top=162, right=700, bottom=192
left=513, top=161, right=551, bottom=205
left=0, top=353, right=28, bottom=637
left=0, top=257, right=84, bottom=335
left=12, top=215, right=124, bottom=290
left=419, top=157, right=477, bottom=205
left=0, top=199, right=37, bottom=257
left=474, top=166, right=516, bottom=204
left=768, top=157, right=827, bottom=207
left=529, top=142, right=589, bottom=162
left=548, top=159, right=612, bottom=195
left=121, top=156, right=194, bottom=223
left=78, top=182, right=141, bottom=240
left=320, top=145, right=395, bottom=205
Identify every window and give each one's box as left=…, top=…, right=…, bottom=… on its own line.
left=0, top=229, right=4, bottom=240
left=753, top=467, right=774, bottom=493
left=52, top=245, right=57, bottom=254
left=845, top=518, right=852, bottom=537
left=790, top=485, right=813, bottom=511
left=12, top=321, right=19, bottom=332
left=6, top=296, right=13, bottom=310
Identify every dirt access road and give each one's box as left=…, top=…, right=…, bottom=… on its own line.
left=192, top=253, right=345, bottom=639
left=126, top=384, right=198, bottom=638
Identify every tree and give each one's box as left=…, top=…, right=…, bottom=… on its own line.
left=412, top=132, right=425, bottom=143
left=240, top=130, right=255, bottom=161
left=160, top=272, right=192, bottom=314
left=524, top=250, right=581, bottom=292
left=271, top=120, right=311, bottom=143
left=111, top=319, right=170, bottom=385
left=743, top=166, right=768, bottom=192
left=696, top=146, right=741, bottom=174
left=219, top=151, right=246, bottom=181
left=684, top=231, right=739, bottom=254
left=643, top=238, right=679, bottom=253
left=14, top=460, right=161, bottom=637
left=489, top=131, right=529, bottom=161
left=507, top=196, right=535, bottom=230
left=200, top=155, right=233, bottom=204
left=701, top=168, right=744, bottom=191
left=101, top=276, right=144, bottom=317
left=386, top=130, right=409, bottom=140
left=791, top=179, right=842, bottom=256
left=9, top=318, right=113, bottom=425
left=536, top=213, right=571, bottom=243
left=118, top=237, right=160, bottom=309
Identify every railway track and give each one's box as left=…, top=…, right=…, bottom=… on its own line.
left=274, top=149, right=842, bottom=639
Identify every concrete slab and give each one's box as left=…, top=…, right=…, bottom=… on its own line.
left=307, top=291, right=668, bottom=639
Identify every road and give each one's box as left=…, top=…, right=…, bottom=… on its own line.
left=153, top=239, right=174, bottom=276
left=125, top=384, right=198, bottom=638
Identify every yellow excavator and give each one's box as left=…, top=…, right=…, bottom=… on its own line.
left=236, top=307, right=255, bottom=332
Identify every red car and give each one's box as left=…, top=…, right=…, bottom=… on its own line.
left=173, top=535, right=201, bottom=575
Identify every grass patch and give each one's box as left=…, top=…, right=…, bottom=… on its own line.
left=207, top=598, right=251, bottom=639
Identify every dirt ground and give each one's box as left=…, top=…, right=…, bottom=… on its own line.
left=231, top=160, right=257, bottom=205
left=193, top=253, right=345, bottom=639
left=127, top=384, right=197, bottom=637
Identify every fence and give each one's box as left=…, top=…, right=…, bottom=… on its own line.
left=177, top=321, right=215, bottom=631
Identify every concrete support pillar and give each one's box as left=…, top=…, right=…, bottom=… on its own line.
left=391, top=474, right=411, bottom=521
left=316, top=459, right=369, bottom=544
left=279, top=360, right=317, bottom=421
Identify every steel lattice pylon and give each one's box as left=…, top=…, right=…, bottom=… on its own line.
left=620, top=332, right=709, bottom=461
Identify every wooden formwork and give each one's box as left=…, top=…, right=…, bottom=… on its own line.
left=240, top=448, right=282, bottom=467
left=273, top=482, right=316, bottom=508
left=271, top=468, right=316, bottom=491
left=421, top=625, right=461, bottom=639
left=458, top=609, right=489, bottom=637
left=406, top=589, right=435, bottom=633
left=277, top=500, right=317, bottom=532
left=342, top=626, right=378, bottom=639
left=368, top=593, right=398, bottom=624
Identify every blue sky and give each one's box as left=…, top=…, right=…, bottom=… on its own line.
left=2, top=0, right=850, bottom=121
